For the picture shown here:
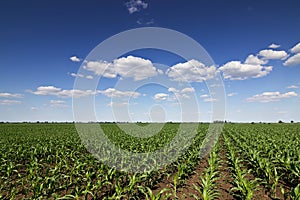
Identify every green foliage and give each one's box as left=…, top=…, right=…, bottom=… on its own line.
left=192, top=146, right=220, bottom=200
left=0, top=123, right=299, bottom=199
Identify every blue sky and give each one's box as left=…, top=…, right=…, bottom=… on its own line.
left=1, top=0, right=300, bottom=122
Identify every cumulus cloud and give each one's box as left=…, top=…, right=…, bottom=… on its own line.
left=157, top=69, right=164, bottom=75
left=83, top=56, right=160, bottom=81
left=168, top=87, right=179, bottom=93
left=107, top=102, right=129, bottom=107
left=0, top=100, right=22, bottom=105
left=70, top=73, right=84, bottom=78
left=200, top=94, right=217, bottom=102
left=200, top=94, right=209, bottom=98
left=246, top=91, right=298, bottom=103
left=287, top=85, right=298, bottom=89
left=86, top=75, right=93, bottom=79
left=83, top=61, right=116, bottom=78
left=227, top=92, right=238, bottom=97
left=245, top=54, right=268, bottom=65
left=26, top=86, right=138, bottom=102
left=181, top=87, right=195, bottom=93
left=283, top=53, right=300, bottom=66
left=30, top=107, right=38, bottom=110
left=113, top=56, right=158, bottom=81
left=31, top=86, right=62, bottom=96
left=218, top=61, right=272, bottom=80
left=125, top=0, right=148, bottom=14
left=30, top=86, right=97, bottom=98
left=0, top=92, right=23, bottom=98
left=99, top=88, right=140, bottom=98
left=59, top=90, right=97, bottom=98
left=208, top=84, right=223, bottom=88
left=258, top=49, right=288, bottom=60
left=166, top=59, right=217, bottom=82
left=167, top=87, right=196, bottom=99
left=290, top=42, right=300, bottom=53
left=70, top=56, right=81, bottom=62
left=70, top=73, right=94, bottom=79
left=136, top=18, right=154, bottom=25
left=268, top=43, right=280, bottom=49
left=203, top=98, right=217, bottom=102
left=49, top=100, right=67, bottom=108
left=153, top=93, right=169, bottom=101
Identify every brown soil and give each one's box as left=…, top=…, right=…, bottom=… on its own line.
left=216, top=141, right=235, bottom=200
left=176, top=156, right=209, bottom=199
left=150, top=155, right=210, bottom=199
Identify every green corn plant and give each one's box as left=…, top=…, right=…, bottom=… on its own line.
left=290, top=183, right=300, bottom=200
left=192, top=173, right=219, bottom=200
left=230, top=173, right=260, bottom=200
left=171, top=173, right=180, bottom=198
left=192, top=148, right=220, bottom=200
left=138, top=186, right=170, bottom=200
left=280, top=186, right=290, bottom=200
left=224, top=134, right=259, bottom=200
left=1, top=122, right=300, bottom=199
left=270, top=167, right=280, bottom=199
left=108, top=180, right=125, bottom=200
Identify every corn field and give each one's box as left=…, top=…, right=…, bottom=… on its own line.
left=0, top=123, right=299, bottom=199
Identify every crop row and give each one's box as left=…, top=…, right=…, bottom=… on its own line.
left=0, top=123, right=299, bottom=199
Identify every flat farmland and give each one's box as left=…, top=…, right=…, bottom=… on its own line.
left=0, top=123, right=299, bottom=199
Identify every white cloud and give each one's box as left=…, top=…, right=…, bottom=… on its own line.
left=125, top=0, right=148, bottom=14
left=208, top=84, right=222, bottom=88
left=50, top=100, right=65, bottom=104
left=246, top=91, right=298, bottom=103
left=107, top=102, right=129, bottom=107
left=204, top=98, right=217, bottom=102
left=200, top=94, right=209, bottom=98
left=86, top=75, right=93, bottom=79
left=137, top=18, right=155, bottom=25
left=0, top=100, right=21, bottom=105
left=245, top=54, right=268, bottom=65
left=99, top=88, right=140, bottom=98
left=203, top=97, right=217, bottom=102
left=287, top=85, right=298, bottom=89
left=70, top=56, right=81, bottom=62
left=153, top=93, right=168, bottom=101
left=166, top=59, right=217, bottom=82
left=168, top=87, right=179, bottom=93
left=276, top=111, right=288, bottom=115
left=83, top=56, right=159, bottom=81
left=290, top=42, right=300, bottom=53
left=258, top=49, right=288, bottom=60
left=70, top=73, right=94, bottom=80
left=283, top=53, right=300, bottom=66
left=268, top=43, right=280, bottom=49
left=181, top=94, right=191, bottom=99
left=30, top=86, right=97, bottom=98
left=0, top=92, right=23, bottom=98
left=58, top=90, right=97, bottom=98
left=49, top=100, right=67, bottom=108
left=219, top=61, right=272, bottom=80
left=181, top=87, right=195, bottom=93
left=83, top=61, right=116, bottom=78
left=70, top=73, right=84, bottom=78
left=113, top=56, right=158, bottom=81
left=227, top=92, right=237, bottom=97
left=31, top=86, right=62, bottom=95
left=157, top=69, right=164, bottom=74
left=200, top=94, right=217, bottom=102
left=167, top=87, right=195, bottom=99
